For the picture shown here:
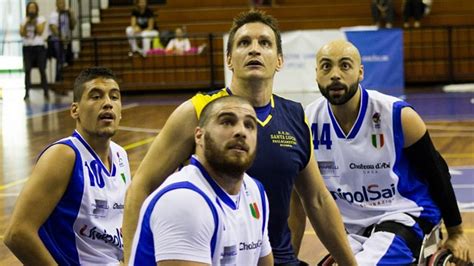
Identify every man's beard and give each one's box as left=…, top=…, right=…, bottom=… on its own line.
left=204, top=132, right=255, bottom=178
left=318, top=79, right=359, bottom=105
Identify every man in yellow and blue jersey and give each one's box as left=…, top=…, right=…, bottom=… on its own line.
left=123, top=10, right=356, bottom=266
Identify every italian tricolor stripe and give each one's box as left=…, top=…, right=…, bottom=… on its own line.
left=372, top=134, right=384, bottom=148
left=249, top=203, right=260, bottom=219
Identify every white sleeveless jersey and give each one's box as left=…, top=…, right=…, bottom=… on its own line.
left=305, top=89, right=441, bottom=233
left=38, top=130, right=131, bottom=265
left=130, top=156, right=271, bottom=265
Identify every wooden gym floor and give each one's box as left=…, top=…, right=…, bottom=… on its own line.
left=0, top=79, right=472, bottom=264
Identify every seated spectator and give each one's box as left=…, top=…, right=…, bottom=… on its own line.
left=165, top=27, right=191, bottom=55
left=125, top=0, right=159, bottom=56
left=147, top=27, right=206, bottom=56
left=48, top=0, right=76, bottom=82
left=371, top=0, right=394, bottom=28
left=20, top=2, right=48, bottom=100
left=403, top=0, right=425, bottom=28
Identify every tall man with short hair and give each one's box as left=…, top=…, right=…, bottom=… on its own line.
left=123, top=10, right=356, bottom=266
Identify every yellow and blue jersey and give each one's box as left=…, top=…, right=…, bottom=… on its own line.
left=192, top=88, right=312, bottom=264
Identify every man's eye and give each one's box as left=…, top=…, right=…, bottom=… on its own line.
left=245, top=121, right=256, bottom=130
left=260, top=40, right=271, bottom=47
left=238, top=40, right=249, bottom=46
left=342, top=63, right=351, bottom=70
left=321, top=63, right=331, bottom=70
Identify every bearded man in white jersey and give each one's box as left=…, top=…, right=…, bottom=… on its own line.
left=305, top=40, right=471, bottom=265
left=130, top=96, right=273, bottom=265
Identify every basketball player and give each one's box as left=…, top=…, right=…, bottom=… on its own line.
left=4, top=67, right=130, bottom=265
left=130, top=96, right=272, bottom=265
left=123, top=10, right=356, bottom=266
left=305, top=39, right=471, bottom=264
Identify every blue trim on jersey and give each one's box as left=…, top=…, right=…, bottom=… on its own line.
left=347, top=88, right=369, bottom=139
left=327, top=88, right=368, bottom=139
left=133, top=181, right=219, bottom=265
left=378, top=235, right=414, bottom=265
left=392, top=102, right=441, bottom=225
left=253, top=178, right=267, bottom=236
left=190, top=156, right=238, bottom=210
left=73, top=130, right=116, bottom=177
left=38, top=139, right=83, bottom=265
left=327, top=102, right=344, bottom=138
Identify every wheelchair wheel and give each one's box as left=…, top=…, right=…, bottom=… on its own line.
left=427, top=249, right=453, bottom=266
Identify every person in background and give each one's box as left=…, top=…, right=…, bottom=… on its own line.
left=20, top=1, right=48, bottom=100
left=4, top=67, right=130, bottom=265
left=371, top=0, right=394, bottom=28
left=403, top=0, right=425, bottom=28
left=48, top=0, right=76, bottom=82
left=163, top=26, right=207, bottom=55
left=165, top=27, right=191, bottom=55
left=125, top=0, right=159, bottom=57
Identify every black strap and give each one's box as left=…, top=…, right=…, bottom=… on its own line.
left=409, top=215, right=435, bottom=235
left=373, top=221, right=422, bottom=259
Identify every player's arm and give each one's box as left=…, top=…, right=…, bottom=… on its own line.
left=294, top=152, right=356, bottom=266
left=123, top=100, right=198, bottom=263
left=288, top=188, right=306, bottom=256
left=258, top=190, right=273, bottom=266
left=257, top=254, right=273, bottom=266
left=401, top=107, right=471, bottom=264
left=3, top=144, right=75, bottom=265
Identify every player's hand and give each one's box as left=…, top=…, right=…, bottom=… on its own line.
left=443, top=230, right=471, bottom=265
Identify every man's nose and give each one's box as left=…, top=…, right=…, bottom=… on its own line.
left=233, top=122, right=247, bottom=139
left=248, top=40, right=261, bottom=55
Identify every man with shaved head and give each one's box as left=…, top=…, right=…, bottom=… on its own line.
left=305, top=40, right=471, bottom=264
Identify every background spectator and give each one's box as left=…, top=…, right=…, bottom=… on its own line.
left=20, top=2, right=48, bottom=100
left=48, top=0, right=76, bottom=82
left=403, top=0, right=425, bottom=28
left=165, top=27, right=191, bottom=55
left=371, top=0, right=394, bottom=28
left=125, top=0, right=159, bottom=56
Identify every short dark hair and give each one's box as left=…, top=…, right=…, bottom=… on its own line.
left=73, top=67, right=118, bottom=102
left=199, top=96, right=253, bottom=127
left=226, top=10, right=282, bottom=57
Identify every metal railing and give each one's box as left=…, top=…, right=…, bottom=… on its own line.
left=3, top=24, right=473, bottom=91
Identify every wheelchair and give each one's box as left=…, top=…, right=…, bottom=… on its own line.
left=318, top=223, right=458, bottom=266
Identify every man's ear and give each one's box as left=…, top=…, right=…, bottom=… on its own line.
left=195, top=127, right=204, bottom=147
left=275, top=53, right=283, bottom=72
left=359, top=64, right=364, bottom=81
left=70, top=102, right=79, bottom=119
left=226, top=54, right=234, bottom=71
